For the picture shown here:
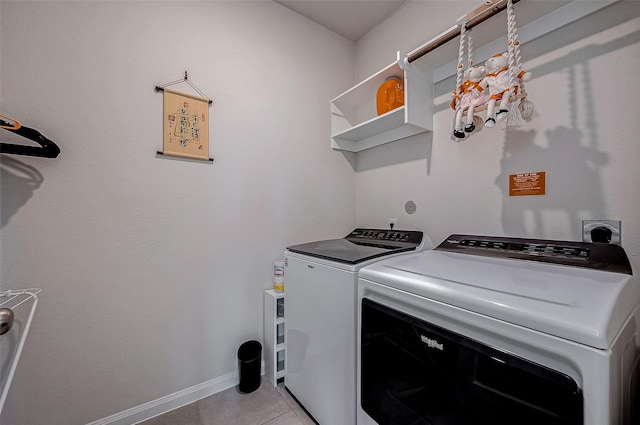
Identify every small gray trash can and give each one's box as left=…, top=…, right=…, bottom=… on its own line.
left=237, top=340, right=261, bottom=393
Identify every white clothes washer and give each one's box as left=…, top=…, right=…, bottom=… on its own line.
left=285, top=229, right=431, bottom=425
left=357, top=234, right=640, bottom=425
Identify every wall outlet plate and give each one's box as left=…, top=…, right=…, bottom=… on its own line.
left=388, top=218, right=398, bottom=229
left=582, top=220, right=621, bottom=244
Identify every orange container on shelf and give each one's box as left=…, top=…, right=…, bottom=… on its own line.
left=376, top=76, right=404, bottom=115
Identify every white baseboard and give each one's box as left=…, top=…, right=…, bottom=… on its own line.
left=86, top=362, right=264, bottom=425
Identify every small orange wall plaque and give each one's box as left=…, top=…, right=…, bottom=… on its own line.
left=509, top=171, right=546, bottom=196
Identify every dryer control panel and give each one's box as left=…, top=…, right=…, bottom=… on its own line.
left=437, top=234, right=633, bottom=275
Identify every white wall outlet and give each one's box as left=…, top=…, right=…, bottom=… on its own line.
left=582, top=220, right=621, bottom=244
left=389, top=218, right=398, bottom=230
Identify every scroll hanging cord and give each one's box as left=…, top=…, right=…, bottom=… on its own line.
left=155, top=71, right=212, bottom=105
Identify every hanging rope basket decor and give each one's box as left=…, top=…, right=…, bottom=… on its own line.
left=451, top=0, right=537, bottom=141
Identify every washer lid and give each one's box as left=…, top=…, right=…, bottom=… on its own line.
left=286, top=238, right=410, bottom=264
left=359, top=248, right=640, bottom=349
left=286, top=229, right=425, bottom=265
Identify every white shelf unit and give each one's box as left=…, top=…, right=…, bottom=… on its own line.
left=263, top=290, right=285, bottom=386
left=331, top=53, right=433, bottom=152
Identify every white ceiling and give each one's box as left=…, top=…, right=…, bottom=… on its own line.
left=273, top=0, right=408, bottom=42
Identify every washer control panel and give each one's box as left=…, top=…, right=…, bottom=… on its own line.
left=347, top=228, right=423, bottom=246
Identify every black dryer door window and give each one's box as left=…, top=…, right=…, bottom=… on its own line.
left=360, top=298, right=584, bottom=425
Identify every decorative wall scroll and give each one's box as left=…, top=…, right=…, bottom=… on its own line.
left=162, top=89, right=209, bottom=160
left=155, top=71, right=213, bottom=162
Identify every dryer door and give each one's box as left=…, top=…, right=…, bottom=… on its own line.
left=360, top=298, right=584, bottom=425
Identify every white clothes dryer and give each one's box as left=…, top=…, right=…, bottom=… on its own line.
left=357, top=234, right=640, bottom=425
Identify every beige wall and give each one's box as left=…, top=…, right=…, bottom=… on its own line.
left=3, top=1, right=640, bottom=424
left=0, top=2, right=355, bottom=424
left=353, top=1, right=640, bottom=271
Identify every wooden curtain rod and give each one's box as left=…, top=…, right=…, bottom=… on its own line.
left=406, top=0, right=521, bottom=64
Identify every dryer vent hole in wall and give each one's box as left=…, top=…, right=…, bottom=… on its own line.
left=405, top=200, right=416, bottom=215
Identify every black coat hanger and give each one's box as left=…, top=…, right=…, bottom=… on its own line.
left=0, top=115, right=60, bottom=159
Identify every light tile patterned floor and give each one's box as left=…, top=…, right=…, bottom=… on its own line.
left=137, top=382, right=316, bottom=425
